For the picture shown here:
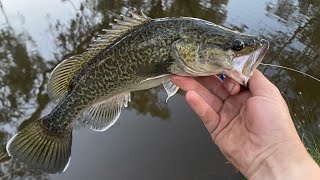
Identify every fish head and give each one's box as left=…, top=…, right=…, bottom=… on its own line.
left=221, top=34, right=269, bottom=86
left=171, top=24, right=269, bottom=86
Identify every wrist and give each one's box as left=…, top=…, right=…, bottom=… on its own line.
left=248, top=141, right=320, bottom=180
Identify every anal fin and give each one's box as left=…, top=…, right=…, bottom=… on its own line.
left=81, top=93, right=131, bottom=132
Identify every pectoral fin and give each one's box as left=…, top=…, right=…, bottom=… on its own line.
left=162, top=79, right=179, bottom=102
left=136, top=74, right=170, bottom=91
left=138, top=75, right=179, bottom=102
left=82, top=93, right=131, bottom=132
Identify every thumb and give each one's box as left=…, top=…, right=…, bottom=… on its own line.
left=248, top=70, right=281, bottom=98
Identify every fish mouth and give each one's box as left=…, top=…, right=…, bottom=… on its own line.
left=224, top=40, right=269, bottom=86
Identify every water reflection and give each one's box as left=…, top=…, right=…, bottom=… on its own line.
left=0, top=0, right=319, bottom=179
left=0, top=20, right=49, bottom=179
left=262, top=0, right=320, bottom=131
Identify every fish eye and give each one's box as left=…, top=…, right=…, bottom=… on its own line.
left=233, top=39, right=244, bottom=51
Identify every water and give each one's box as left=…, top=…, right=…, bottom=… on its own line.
left=0, top=0, right=319, bottom=179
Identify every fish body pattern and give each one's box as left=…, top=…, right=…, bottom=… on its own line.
left=6, top=12, right=269, bottom=173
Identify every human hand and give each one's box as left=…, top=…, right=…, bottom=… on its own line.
left=171, top=70, right=320, bottom=179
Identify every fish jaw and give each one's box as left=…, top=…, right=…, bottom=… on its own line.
left=224, top=41, right=269, bottom=86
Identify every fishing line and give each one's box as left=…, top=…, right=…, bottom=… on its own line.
left=259, top=63, right=320, bottom=83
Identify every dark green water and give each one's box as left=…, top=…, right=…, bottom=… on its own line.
left=0, top=0, right=319, bottom=179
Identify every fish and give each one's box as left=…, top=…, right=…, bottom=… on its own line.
left=6, top=12, right=269, bottom=173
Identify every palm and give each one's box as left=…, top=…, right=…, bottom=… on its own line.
left=171, top=71, right=300, bottom=176
left=215, top=94, right=291, bottom=173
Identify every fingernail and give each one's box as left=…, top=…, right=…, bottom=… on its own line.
left=226, top=83, right=235, bottom=93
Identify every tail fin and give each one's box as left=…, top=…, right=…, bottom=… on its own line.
left=6, top=118, right=72, bottom=173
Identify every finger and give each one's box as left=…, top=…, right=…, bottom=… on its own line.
left=248, top=70, right=281, bottom=98
left=186, top=91, right=220, bottom=134
left=194, top=76, right=229, bottom=100
left=223, top=77, right=241, bottom=96
left=172, top=75, right=239, bottom=101
left=211, top=91, right=252, bottom=140
left=171, top=76, right=223, bottom=112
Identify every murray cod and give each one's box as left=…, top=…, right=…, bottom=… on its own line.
left=6, top=12, right=269, bottom=173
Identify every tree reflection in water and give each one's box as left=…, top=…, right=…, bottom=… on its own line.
left=263, top=0, right=320, bottom=128
left=0, top=24, right=50, bottom=180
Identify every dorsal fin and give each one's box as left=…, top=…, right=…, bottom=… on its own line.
left=47, top=12, right=151, bottom=101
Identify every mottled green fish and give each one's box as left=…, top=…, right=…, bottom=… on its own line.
left=6, top=12, right=269, bottom=173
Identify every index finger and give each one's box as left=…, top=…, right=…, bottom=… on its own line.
left=170, top=75, right=223, bottom=112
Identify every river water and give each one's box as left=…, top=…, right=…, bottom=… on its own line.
left=0, top=0, right=319, bottom=179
